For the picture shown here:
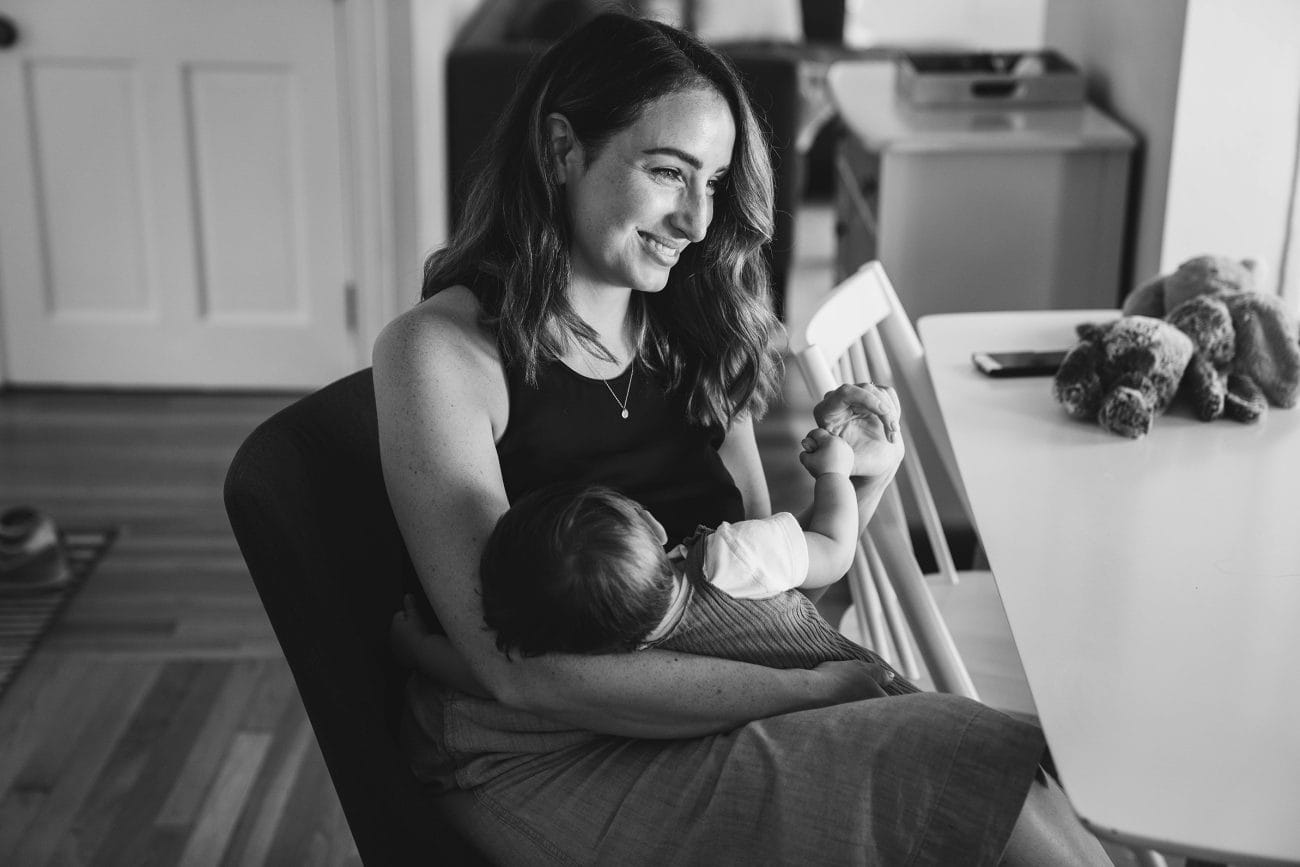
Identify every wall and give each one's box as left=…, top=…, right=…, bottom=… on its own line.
left=1044, top=0, right=1188, bottom=291
left=845, top=0, right=1046, bottom=49
left=1047, top=0, right=1300, bottom=296
left=1285, top=142, right=1300, bottom=314
left=1160, top=0, right=1300, bottom=293
left=391, top=0, right=484, bottom=314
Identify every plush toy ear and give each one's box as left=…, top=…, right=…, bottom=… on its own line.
left=1224, top=293, right=1300, bottom=408
left=1121, top=274, right=1167, bottom=317
left=1164, top=255, right=1254, bottom=312
left=1075, top=321, right=1114, bottom=342
left=1053, top=339, right=1106, bottom=420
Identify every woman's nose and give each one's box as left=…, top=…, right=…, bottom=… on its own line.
left=671, top=185, right=710, bottom=243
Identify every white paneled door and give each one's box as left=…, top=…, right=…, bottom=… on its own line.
left=0, top=0, right=358, bottom=388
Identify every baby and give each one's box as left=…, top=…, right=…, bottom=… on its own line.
left=396, top=427, right=914, bottom=695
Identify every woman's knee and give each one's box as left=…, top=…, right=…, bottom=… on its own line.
left=1000, top=776, right=1110, bottom=866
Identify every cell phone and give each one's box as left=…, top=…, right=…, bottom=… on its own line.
left=971, top=349, right=1069, bottom=378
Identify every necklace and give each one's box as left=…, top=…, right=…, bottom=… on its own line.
left=584, top=356, right=634, bottom=419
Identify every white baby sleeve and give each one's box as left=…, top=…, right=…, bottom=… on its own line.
left=703, top=512, right=810, bottom=599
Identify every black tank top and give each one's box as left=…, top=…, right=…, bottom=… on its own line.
left=496, top=359, right=744, bottom=545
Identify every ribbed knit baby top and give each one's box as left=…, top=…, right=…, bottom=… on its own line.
left=648, top=526, right=918, bottom=696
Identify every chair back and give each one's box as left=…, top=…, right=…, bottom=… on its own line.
left=223, top=368, right=486, bottom=865
left=790, top=261, right=978, bottom=697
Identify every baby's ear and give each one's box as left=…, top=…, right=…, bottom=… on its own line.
left=636, top=506, right=669, bottom=547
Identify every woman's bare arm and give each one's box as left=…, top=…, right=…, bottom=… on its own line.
left=373, top=290, right=881, bottom=738
left=715, top=413, right=771, bottom=518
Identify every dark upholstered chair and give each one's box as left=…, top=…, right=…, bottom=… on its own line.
left=224, top=369, right=489, bottom=865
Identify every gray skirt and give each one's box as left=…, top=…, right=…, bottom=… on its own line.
left=403, top=675, right=1045, bottom=866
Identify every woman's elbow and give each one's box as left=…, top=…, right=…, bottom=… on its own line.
left=473, top=656, right=546, bottom=711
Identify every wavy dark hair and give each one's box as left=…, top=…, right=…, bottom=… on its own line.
left=422, top=12, right=782, bottom=426
left=480, top=484, right=675, bottom=657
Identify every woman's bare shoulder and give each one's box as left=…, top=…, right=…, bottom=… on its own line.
left=374, top=286, right=505, bottom=379
left=373, top=286, right=508, bottom=420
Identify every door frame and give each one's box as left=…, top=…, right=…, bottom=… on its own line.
left=344, top=0, right=457, bottom=372
left=339, top=0, right=399, bottom=370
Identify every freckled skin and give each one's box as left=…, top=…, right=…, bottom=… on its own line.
left=560, top=88, right=736, bottom=298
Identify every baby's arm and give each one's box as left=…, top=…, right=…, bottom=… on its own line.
left=797, top=428, right=859, bottom=588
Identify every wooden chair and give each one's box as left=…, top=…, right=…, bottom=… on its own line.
left=789, top=260, right=1033, bottom=712
left=793, top=261, right=1192, bottom=867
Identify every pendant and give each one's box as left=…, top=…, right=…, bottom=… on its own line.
left=621, top=409, right=629, bottom=419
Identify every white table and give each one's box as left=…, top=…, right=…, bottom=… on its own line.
left=918, top=310, right=1300, bottom=865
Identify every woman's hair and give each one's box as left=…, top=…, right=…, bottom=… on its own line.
left=422, top=11, right=782, bottom=427
left=480, top=484, right=676, bottom=657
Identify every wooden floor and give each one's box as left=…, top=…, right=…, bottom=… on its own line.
left=0, top=204, right=1155, bottom=866
left=0, top=391, right=364, bottom=866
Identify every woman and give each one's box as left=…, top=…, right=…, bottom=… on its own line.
left=374, top=12, right=1108, bottom=865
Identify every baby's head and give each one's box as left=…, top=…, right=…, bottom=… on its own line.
left=480, top=483, right=675, bottom=658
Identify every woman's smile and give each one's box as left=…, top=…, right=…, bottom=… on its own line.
left=639, top=231, right=685, bottom=267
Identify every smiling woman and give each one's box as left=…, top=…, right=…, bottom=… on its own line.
left=553, top=87, right=735, bottom=302
left=421, top=11, right=779, bottom=423
left=372, top=11, right=1107, bottom=866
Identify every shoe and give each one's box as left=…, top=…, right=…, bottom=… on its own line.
left=0, top=507, right=72, bottom=593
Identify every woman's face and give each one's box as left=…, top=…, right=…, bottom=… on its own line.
left=558, top=87, right=736, bottom=296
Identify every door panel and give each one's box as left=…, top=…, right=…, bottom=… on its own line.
left=30, top=59, right=154, bottom=318
left=189, top=65, right=304, bottom=320
left=0, top=0, right=357, bottom=388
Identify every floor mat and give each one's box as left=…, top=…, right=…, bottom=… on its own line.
left=0, top=528, right=118, bottom=700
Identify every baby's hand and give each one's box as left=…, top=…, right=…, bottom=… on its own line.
left=390, top=593, right=434, bottom=668
left=814, top=383, right=904, bottom=478
left=799, top=428, right=855, bottom=477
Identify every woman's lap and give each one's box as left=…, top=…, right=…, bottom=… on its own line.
left=404, top=675, right=1045, bottom=866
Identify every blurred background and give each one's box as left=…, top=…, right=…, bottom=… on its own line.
left=0, top=2, right=1296, bottom=864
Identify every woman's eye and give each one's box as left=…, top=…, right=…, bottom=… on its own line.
left=652, top=167, right=683, bottom=183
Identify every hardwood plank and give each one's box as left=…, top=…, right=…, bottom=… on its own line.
left=0, top=658, right=119, bottom=857
left=91, top=661, right=229, bottom=867
left=223, top=702, right=316, bottom=867
left=56, top=661, right=204, bottom=864
left=0, top=650, right=95, bottom=794
left=8, top=661, right=159, bottom=866
left=157, top=659, right=266, bottom=826
left=263, top=720, right=350, bottom=867
left=177, top=731, right=273, bottom=867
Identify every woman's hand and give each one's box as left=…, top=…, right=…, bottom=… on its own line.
left=813, top=383, right=905, bottom=480
left=812, top=659, right=896, bottom=702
